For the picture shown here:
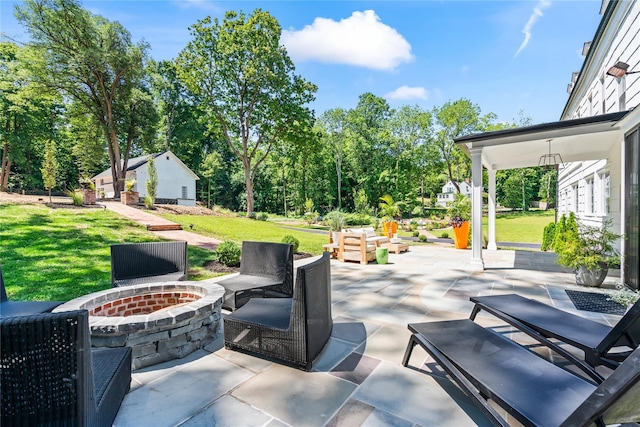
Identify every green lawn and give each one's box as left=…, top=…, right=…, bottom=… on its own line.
left=0, top=203, right=219, bottom=301
left=431, top=209, right=555, bottom=244
left=160, top=213, right=329, bottom=254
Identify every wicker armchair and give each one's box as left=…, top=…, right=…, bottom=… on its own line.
left=1, top=310, right=132, bottom=427
left=1, top=265, right=62, bottom=318
left=224, top=252, right=332, bottom=370
left=217, top=241, right=294, bottom=311
left=110, top=241, right=188, bottom=287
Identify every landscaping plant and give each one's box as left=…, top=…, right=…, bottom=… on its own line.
left=214, top=241, right=242, bottom=267
left=281, top=235, right=300, bottom=253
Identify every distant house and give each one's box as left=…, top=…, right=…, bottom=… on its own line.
left=436, top=180, right=471, bottom=207
left=93, top=150, right=199, bottom=206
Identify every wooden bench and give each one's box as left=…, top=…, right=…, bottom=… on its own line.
left=110, top=241, right=188, bottom=287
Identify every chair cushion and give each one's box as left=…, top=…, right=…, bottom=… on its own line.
left=217, top=274, right=283, bottom=292
left=0, top=301, right=63, bottom=319
left=228, top=298, right=292, bottom=330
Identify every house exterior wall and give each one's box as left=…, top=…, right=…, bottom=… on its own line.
left=136, top=153, right=197, bottom=206
left=436, top=180, right=472, bottom=207
left=559, top=0, right=640, bottom=236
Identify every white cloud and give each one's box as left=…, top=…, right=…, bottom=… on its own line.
left=281, top=10, right=414, bottom=71
left=384, top=85, right=428, bottom=101
left=514, top=0, right=551, bottom=57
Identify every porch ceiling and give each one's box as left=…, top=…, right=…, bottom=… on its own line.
left=454, top=110, right=630, bottom=170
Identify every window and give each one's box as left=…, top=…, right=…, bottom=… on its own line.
left=586, top=176, right=594, bottom=214
left=618, top=77, right=627, bottom=111
left=573, top=184, right=579, bottom=213
left=182, top=186, right=188, bottom=199
left=602, top=172, right=610, bottom=214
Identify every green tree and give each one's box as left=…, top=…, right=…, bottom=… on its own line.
left=200, top=151, right=222, bottom=208
left=16, top=0, right=149, bottom=198
left=433, top=99, right=495, bottom=193
left=317, top=108, right=348, bottom=209
left=500, top=168, right=539, bottom=210
left=176, top=9, right=317, bottom=216
left=538, top=169, right=557, bottom=209
left=41, top=139, right=58, bottom=202
left=145, top=156, right=157, bottom=207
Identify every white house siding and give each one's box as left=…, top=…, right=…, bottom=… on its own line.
left=136, top=153, right=197, bottom=206
left=559, top=0, right=640, bottom=236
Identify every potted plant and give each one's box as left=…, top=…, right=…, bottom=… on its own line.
left=121, top=178, right=139, bottom=206
left=447, top=193, right=471, bottom=249
left=325, top=210, right=346, bottom=245
left=556, top=218, right=621, bottom=287
left=378, top=194, right=401, bottom=238
left=79, top=178, right=96, bottom=205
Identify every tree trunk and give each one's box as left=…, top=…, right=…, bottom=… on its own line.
left=245, top=166, right=254, bottom=216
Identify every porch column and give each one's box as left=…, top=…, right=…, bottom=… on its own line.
left=470, top=147, right=484, bottom=270
left=487, top=168, right=497, bottom=251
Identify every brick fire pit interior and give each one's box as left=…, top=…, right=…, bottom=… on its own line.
left=54, top=281, right=224, bottom=370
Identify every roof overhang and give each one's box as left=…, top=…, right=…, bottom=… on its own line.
left=454, top=110, right=630, bottom=170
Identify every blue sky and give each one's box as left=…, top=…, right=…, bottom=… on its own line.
left=1, top=1, right=603, bottom=125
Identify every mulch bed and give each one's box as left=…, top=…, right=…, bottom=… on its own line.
left=565, top=290, right=626, bottom=315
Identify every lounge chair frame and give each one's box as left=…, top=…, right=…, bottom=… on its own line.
left=402, top=319, right=640, bottom=427
left=470, top=294, right=640, bottom=370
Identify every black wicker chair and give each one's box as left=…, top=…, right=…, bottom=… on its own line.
left=217, top=241, right=294, bottom=311
left=1, top=265, right=62, bottom=319
left=1, top=310, right=132, bottom=427
left=224, top=253, right=332, bottom=370
left=110, top=241, right=188, bottom=287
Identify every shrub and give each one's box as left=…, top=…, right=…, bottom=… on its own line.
left=65, top=189, right=83, bottom=206
left=325, top=210, right=346, bottom=231
left=345, top=212, right=371, bottom=226
left=540, top=222, right=556, bottom=252
left=214, top=241, right=241, bottom=267
left=412, top=231, right=420, bottom=237
left=248, top=211, right=256, bottom=219
left=441, top=231, right=449, bottom=239
left=418, top=234, right=427, bottom=242
left=144, top=195, right=154, bottom=209
left=281, top=235, right=300, bottom=253
left=257, top=212, right=268, bottom=221
left=125, top=179, right=136, bottom=192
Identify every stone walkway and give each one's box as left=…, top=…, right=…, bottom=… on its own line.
left=112, top=245, right=622, bottom=427
left=101, top=201, right=222, bottom=250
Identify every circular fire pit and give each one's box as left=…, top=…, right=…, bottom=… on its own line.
left=54, top=281, right=224, bottom=370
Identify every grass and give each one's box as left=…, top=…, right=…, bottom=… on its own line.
left=0, top=203, right=219, bottom=301
left=160, top=214, right=329, bottom=254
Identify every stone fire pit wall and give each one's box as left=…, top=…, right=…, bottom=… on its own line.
left=53, top=281, right=224, bottom=370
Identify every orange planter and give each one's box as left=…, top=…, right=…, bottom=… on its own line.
left=452, top=221, right=470, bottom=249
left=382, top=221, right=398, bottom=238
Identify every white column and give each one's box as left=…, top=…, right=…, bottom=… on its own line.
left=487, top=168, right=497, bottom=251
left=470, top=147, right=484, bottom=270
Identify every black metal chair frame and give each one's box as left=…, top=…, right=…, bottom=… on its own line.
left=1, top=265, right=62, bottom=318
left=217, top=241, right=294, bottom=311
left=110, top=241, right=188, bottom=287
left=402, top=319, right=640, bottom=427
left=469, top=294, right=640, bottom=370
left=1, top=310, right=132, bottom=427
left=223, top=253, right=332, bottom=370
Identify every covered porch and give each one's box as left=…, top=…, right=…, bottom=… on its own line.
left=454, top=110, right=637, bottom=280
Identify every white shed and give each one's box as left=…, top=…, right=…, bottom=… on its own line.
left=93, top=150, right=199, bottom=206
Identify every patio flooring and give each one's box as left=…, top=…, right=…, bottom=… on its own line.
left=113, top=245, right=623, bottom=427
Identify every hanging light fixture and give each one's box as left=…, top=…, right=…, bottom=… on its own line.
left=538, top=139, right=564, bottom=170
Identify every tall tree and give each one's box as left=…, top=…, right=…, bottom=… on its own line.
left=317, top=108, right=348, bottom=209
left=41, top=139, right=58, bottom=203
left=433, top=99, right=495, bottom=193
left=15, top=0, right=148, bottom=198
left=145, top=156, right=157, bottom=207
left=176, top=9, right=317, bottom=216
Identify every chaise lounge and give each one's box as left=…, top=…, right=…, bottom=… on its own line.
left=469, top=293, right=640, bottom=369
left=402, top=318, right=640, bottom=427
left=1, top=310, right=132, bottom=427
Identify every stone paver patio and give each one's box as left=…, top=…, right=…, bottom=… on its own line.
left=113, top=244, right=623, bottom=427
